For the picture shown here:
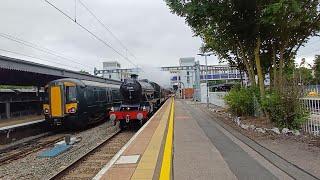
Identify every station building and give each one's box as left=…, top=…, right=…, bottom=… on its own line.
left=162, top=57, right=245, bottom=99
left=98, top=61, right=140, bottom=81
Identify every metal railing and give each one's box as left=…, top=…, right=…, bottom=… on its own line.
left=301, top=97, right=320, bottom=136
left=208, top=92, right=320, bottom=136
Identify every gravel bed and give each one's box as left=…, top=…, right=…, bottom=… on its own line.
left=0, top=121, right=120, bottom=180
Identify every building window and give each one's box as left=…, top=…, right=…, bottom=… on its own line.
left=187, top=71, right=190, bottom=75
left=187, top=77, right=190, bottom=83
left=178, top=76, right=181, bottom=81
left=109, top=74, right=111, bottom=79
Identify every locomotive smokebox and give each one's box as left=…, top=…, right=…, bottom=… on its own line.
left=120, top=74, right=155, bottom=103
left=120, top=75, right=143, bottom=103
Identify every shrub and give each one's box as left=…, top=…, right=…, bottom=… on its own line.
left=261, top=87, right=309, bottom=129
left=224, top=86, right=258, bottom=116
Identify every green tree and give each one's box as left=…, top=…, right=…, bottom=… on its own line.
left=296, top=67, right=313, bottom=85
left=79, top=70, right=90, bottom=75
left=165, top=0, right=320, bottom=95
left=314, top=55, right=320, bottom=84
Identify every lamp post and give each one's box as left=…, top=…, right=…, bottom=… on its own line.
left=197, top=53, right=213, bottom=108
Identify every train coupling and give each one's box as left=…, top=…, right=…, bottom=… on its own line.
left=126, top=115, right=130, bottom=123
left=53, top=118, right=62, bottom=126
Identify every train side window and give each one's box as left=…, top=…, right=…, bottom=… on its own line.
left=108, top=89, right=112, bottom=102
left=93, top=89, right=98, bottom=102
left=83, top=91, right=87, bottom=99
left=87, top=89, right=94, bottom=105
left=99, top=90, right=106, bottom=102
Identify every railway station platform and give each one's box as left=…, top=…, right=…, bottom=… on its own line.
left=0, top=115, right=44, bottom=131
left=93, top=98, right=315, bottom=180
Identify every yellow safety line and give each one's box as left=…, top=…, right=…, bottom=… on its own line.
left=159, top=97, right=175, bottom=180
left=130, top=99, right=171, bottom=180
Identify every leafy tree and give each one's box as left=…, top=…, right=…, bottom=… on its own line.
left=261, top=0, right=320, bottom=89
left=314, top=55, right=320, bottom=84
left=165, top=0, right=320, bottom=97
left=296, top=67, right=313, bottom=85
left=79, top=70, right=90, bottom=75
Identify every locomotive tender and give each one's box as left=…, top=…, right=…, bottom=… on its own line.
left=43, top=78, right=122, bottom=129
left=109, top=74, right=170, bottom=129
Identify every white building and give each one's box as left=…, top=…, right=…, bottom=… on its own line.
left=101, top=61, right=140, bottom=81
left=162, top=57, right=246, bottom=99
left=177, top=57, right=195, bottom=89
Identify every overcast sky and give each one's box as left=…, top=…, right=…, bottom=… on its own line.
left=0, top=0, right=319, bottom=73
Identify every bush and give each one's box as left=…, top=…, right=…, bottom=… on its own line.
left=225, top=83, right=309, bottom=129
left=224, top=86, right=259, bottom=116
left=261, top=88, right=309, bottom=129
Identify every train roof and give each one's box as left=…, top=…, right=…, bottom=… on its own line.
left=82, top=80, right=120, bottom=88
left=47, top=78, right=120, bottom=88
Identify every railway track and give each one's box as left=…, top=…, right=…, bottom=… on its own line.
left=0, top=134, right=66, bottom=165
left=49, top=130, right=135, bottom=180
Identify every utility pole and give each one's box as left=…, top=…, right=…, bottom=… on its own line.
left=198, top=53, right=213, bottom=108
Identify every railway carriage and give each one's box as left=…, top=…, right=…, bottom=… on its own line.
left=43, top=78, right=122, bottom=129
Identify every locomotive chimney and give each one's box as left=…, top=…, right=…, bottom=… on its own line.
left=130, top=74, right=138, bottom=80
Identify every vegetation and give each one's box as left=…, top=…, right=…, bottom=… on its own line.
left=165, top=0, right=320, bottom=128
left=165, top=0, right=320, bottom=92
left=314, top=55, right=320, bottom=84
left=261, top=79, right=309, bottom=129
left=79, top=70, right=90, bottom=75
left=224, top=86, right=258, bottom=116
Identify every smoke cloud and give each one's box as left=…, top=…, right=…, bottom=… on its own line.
left=138, top=64, right=171, bottom=88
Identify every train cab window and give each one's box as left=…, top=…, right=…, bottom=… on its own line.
left=99, top=90, right=106, bottom=101
left=66, top=86, right=77, bottom=103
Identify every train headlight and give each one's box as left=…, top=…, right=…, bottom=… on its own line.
left=142, top=106, right=146, bottom=111
left=110, top=107, right=115, bottom=112
left=44, top=108, right=49, bottom=114
left=68, top=107, right=76, bottom=113
left=110, top=114, right=116, bottom=121
left=137, top=113, right=143, bottom=120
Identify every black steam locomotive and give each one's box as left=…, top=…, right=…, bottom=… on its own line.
left=109, top=74, right=170, bottom=129
left=43, top=78, right=122, bottom=129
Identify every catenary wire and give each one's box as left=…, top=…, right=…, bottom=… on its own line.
left=0, top=48, right=81, bottom=69
left=0, top=33, right=94, bottom=71
left=44, top=0, right=141, bottom=70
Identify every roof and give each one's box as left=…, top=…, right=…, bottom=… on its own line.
left=0, top=55, right=122, bottom=86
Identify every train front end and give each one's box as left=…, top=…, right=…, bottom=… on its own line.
left=43, top=80, right=78, bottom=126
left=109, top=104, right=149, bottom=126
left=109, top=75, right=154, bottom=128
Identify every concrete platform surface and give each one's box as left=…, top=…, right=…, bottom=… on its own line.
left=173, top=100, right=292, bottom=180
left=0, top=116, right=45, bottom=131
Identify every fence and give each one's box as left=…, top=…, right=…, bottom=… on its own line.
left=208, top=92, right=320, bottom=136
left=301, top=97, right=320, bottom=136
left=208, top=92, right=227, bottom=108
left=305, top=85, right=320, bottom=96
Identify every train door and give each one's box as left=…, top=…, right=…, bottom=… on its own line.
left=50, top=85, right=64, bottom=117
